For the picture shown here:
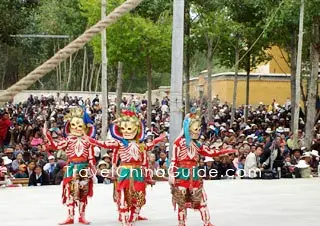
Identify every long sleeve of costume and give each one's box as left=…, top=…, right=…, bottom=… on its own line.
left=146, top=134, right=165, bottom=151
left=46, top=132, right=68, bottom=150
left=87, top=137, right=119, bottom=150
left=198, top=145, right=231, bottom=157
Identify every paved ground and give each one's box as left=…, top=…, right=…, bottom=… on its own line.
left=0, top=179, right=319, bottom=226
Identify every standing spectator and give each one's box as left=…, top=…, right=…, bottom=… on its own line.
left=244, top=145, right=263, bottom=178
left=29, top=165, right=50, bottom=186
left=0, top=112, right=12, bottom=149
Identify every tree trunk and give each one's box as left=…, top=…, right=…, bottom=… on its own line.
left=146, top=54, right=152, bottom=129
left=184, top=0, right=191, bottom=115
left=290, top=34, right=298, bottom=131
left=95, top=64, right=101, bottom=92
left=67, top=55, right=73, bottom=90
left=244, top=54, right=251, bottom=122
left=231, top=45, right=240, bottom=124
left=305, top=17, right=320, bottom=150
left=81, top=47, right=87, bottom=91
left=1, top=45, right=8, bottom=90
left=88, top=64, right=95, bottom=92
left=116, top=61, right=124, bottom=116
left=206, top=37, right=214, bottom=122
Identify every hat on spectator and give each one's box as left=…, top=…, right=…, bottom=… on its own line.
left=310, top=150, right=319, bottom=157
left=228, top=129, right=235, bottom=134
left=102, top=153, right=110, bottom=159
left=284, top=128, right=290, bottom=133
left=220, top=127, right=226, bottom=132
left=2, top=156, right=12, bottom=165
left=204, top=157, right=214, bottom=163
left=239, top=133, right=246, bottom=138
left=48, top=156, right=55, bottom=160
left=244, top=125, right=251, bottom=131
left=146, top=132, right=154, bottom=137
left=265, top=128, right=273, bottom=134
left=301, top=152, right=312, bottom=159
left=214, top=122, right=220, bottom=127
left=295, top=160, right=309, bottom=169
left=209, top=125, right=215, bottom=130
left=97, top=160, right=107, bottom=168
left=276, top=127, right=284, bottom=133
left=221, top=123, right=227, bottom=127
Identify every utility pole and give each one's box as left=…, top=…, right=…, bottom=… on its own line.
left=169, top=0, right=185, bottom=161
left=101, top=0, right=108, bottom=140
left=231, top=39, right=240, bottom=125
left=293, top=0, right=304, bottom=149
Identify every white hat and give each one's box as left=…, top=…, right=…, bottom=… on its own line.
left=244, top=125, right=251, bottom=131
left=259, top=102, right=263, bottom=105
left=214, top=122, right=220, bottom=127
left=48, top=156, right=55, bottom=160
left=276, top=127, right=284, bottom=133
left=301, top=152, right=312, bottom=159
left=239, top=133, right=246, bottom=137
left=310, top=150, right=319, bottom=157
left=164, top=122, right=170, bottom=127
left=295, top=160, right=310, bottom=169
left=220, top=127, right=226, bottom=132
left=50, top=117, right=55, bottom=121
left=265, top=128, right=273, bottom=134
left=204, top=157, right=214, bottom=163
left=152, top=110, right=156, bottom=114
left=209, top=125, right=215, bottom=130
left=97, top=160, right=107, bottom=167
left=228, top=129, right=235, bottom=134
left=146, top=132, right=154, bottom=137
left=2, top=156, right=12, bottom=165
left=221, top=123, right=227, bottom=127
left=102, top=153, right=110, bottom=159
left=284, top=128, right=290, bottom=133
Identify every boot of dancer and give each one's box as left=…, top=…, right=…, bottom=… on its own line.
left=119, top=207, right=129, bottom=226
left=128, top=206, right=141, bottom=226
left=78, top=201, right=90, bottom=225
left=59, top=202, right=75, bottom=225
left=178, top=208, right=187, bottom=226
left=199, top=205, right=214, bottom=226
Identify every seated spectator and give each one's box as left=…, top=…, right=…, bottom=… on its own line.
left=43, top=156, right=57, bottom=184
left=14, top=164, right=28, bottom=178
left=244, top=145, right=263, bottom=178
left=148, top=153, right=159, bottom=174
left=29, top=165, right=50, bottom=186
left=96, top=160, right=111, bottom=184
left=30, top=132, right=43, bottom=147
left=27, top=161, right=36, bottom=178
left=204, top=157, right=218, bottom=180
left=13, top=144, right=24, bottom=159
left=157, top=151, right=169, bottom=170
left=52, top=160, right=66, bottom=185
left=11, top=153, right=25, bottom=172
left=219, top=154, right=237, bottom=179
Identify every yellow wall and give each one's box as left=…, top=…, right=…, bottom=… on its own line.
left=189, top=76, right=320, bottom=106
left=268, top=46, right=291, bottom=74
left=190, top=78, right=290, bottom=106
left=252, top=46, right=291, bottom=74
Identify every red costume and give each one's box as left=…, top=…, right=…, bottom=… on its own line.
left=87, top=110, right=164, bottom=226
left=170, top=110, right=232, bottom=226
left=45, top=107, right=97, bottom=225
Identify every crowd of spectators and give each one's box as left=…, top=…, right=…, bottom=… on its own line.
left=0, top=93, right=319, bottom=188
